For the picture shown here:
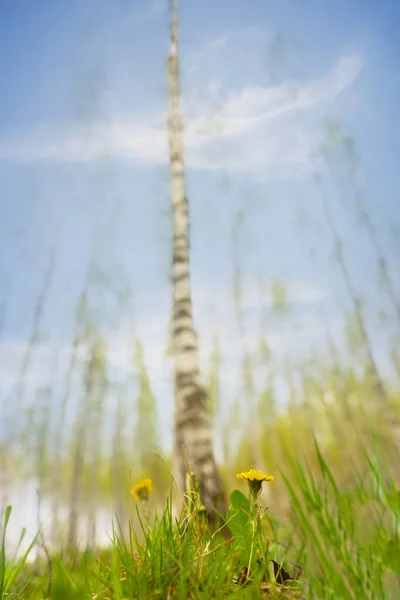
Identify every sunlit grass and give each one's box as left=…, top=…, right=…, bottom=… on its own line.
left=2, top=437, right=399, bottom=599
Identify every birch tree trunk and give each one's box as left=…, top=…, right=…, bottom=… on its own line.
left=167, top=0, right=225, bottom=517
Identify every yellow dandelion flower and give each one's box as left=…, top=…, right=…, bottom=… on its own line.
left=236, top=469, right=275, bottom=483
left=236, top=469, right=274, bottom=497
left=131, top=478, right=153, bottom=501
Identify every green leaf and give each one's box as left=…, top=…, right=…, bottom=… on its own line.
left=226, top=490, right=253, bottom=559
left=229, top=490, right=250, bottom=513
left=383, top=540, right=400, bottom=575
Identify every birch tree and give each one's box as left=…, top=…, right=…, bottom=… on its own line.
left=166, top=0, right=225, bottom=516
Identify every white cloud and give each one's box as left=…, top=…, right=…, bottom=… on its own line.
left=0, top=36, right=362, bottom=179
left=185, top=55, right=362, bottom=145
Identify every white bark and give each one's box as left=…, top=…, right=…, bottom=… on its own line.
left=167, top=0, right=225, bottom=515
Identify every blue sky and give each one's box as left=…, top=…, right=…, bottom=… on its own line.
left=0, top=0, right=400, bottom=452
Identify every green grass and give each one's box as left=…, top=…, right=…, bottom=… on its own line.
left=0, top=506, right=36, bottom=599
left=4, top=441, right=400, bottom=599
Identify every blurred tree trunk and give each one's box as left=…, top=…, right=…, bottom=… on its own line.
left=317, top=174, right=400, bottom=448
left=85, top=338, right=107, bottom=551
left=111, top=388, right=128, bottom=533
left=66, top=336, right=99, bottom=550
left=52, top=289, right=87, bottom=548
left=166, top=0, right=225, bottom=517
